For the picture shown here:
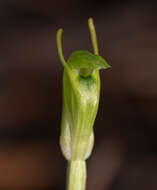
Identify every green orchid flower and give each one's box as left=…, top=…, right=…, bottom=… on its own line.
left=56, top=18, right=110, bottom=190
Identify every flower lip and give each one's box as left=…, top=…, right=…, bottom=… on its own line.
left=79, top=68, right=93, bottom=77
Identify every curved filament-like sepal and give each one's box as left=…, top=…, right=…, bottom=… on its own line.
left=88, top=18, right=99, bottom=55
left=56, top=28, right=67, bottom=68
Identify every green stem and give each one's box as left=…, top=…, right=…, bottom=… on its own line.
left=66, top=160, right=86, bottom=190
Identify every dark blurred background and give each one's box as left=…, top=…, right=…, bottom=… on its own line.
left=0, top=0, right=157, bottom=189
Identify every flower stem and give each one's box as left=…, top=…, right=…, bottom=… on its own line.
left=66, top=160, right=86, bottom=190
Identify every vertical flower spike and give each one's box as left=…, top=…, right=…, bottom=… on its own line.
left=56, top=18, right=110, bottom=190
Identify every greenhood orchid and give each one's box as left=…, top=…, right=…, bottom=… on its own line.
left=56, top=18, right=110, bottom=190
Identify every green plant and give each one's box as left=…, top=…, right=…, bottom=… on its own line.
left=56, top=18, right=110, bottom=190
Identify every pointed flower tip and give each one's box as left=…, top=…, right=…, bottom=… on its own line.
left=96, top=55, right=111, bottom=70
